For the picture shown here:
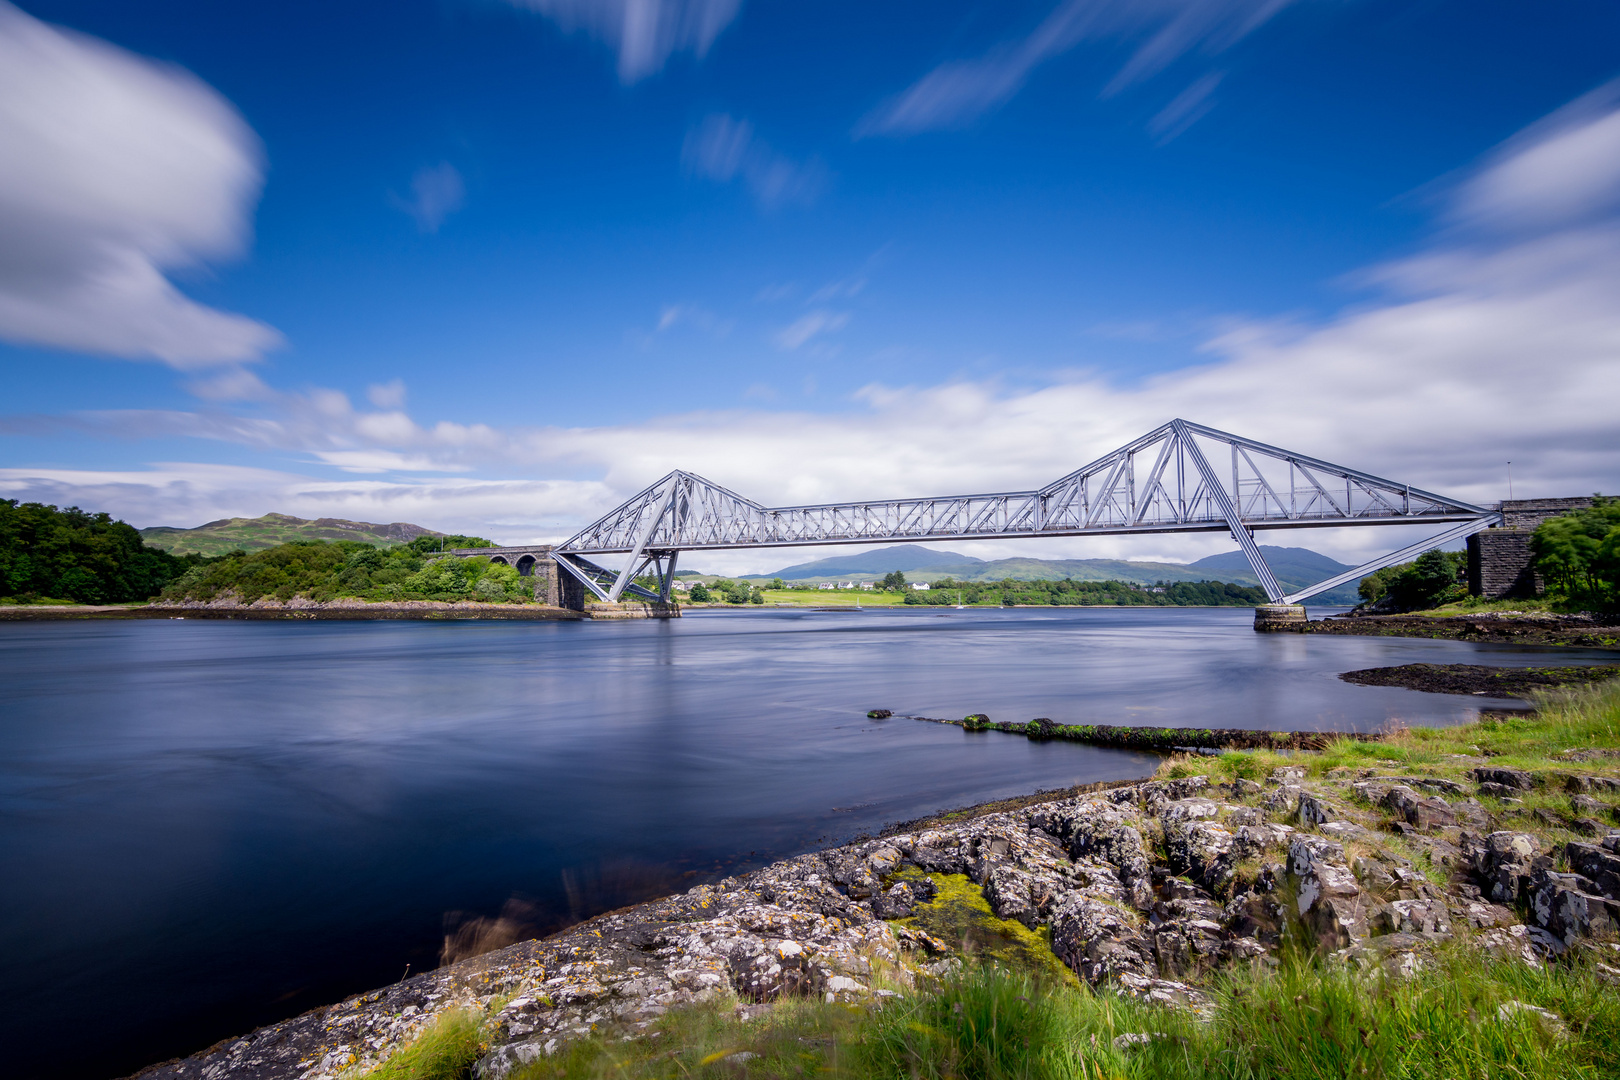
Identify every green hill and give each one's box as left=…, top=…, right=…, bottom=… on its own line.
left=139, top=513, right=441, bottom=557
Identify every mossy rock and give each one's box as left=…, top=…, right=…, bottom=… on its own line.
left=890, top=870, right=1078, bottom=988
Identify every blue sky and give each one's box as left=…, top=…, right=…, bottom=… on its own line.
left=1, top=0, right=1617, bottom=570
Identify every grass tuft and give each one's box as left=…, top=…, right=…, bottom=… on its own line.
left=363, top=1008, right=487, bottom=1080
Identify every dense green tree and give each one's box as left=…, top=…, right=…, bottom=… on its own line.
left=161, top=541, right=528, bottom=604
left=0, top=500, right=203, bottom=602
left=1532, top=496, right=1620, bottom=605
left=898, top=575, right=1265, bottom=607
left=880, top=571, right=908, bottom=592
left=687, top=582, right=712, bottom=602
left=406, top=533, right=494, bottom=555
left=1357, top=549, right=1466, bottom=612
left=1529, top=495, right=1620, bottom=599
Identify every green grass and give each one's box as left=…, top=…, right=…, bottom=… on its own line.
left=361, top=1009, right=488, bottom=1080
left=1155, top=680, right=1620, bottom=786
left=503, top=946, right=1620, bottom=1080
left=1404, top=596, right=1561, bottom=617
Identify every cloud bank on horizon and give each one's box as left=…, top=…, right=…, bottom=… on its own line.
left=0, top=1, right=1616, bottom=572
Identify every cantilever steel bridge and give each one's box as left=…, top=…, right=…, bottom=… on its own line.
left=549, top=419, right=1502, bottom=608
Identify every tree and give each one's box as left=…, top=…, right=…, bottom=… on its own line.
left=769, top=578, right=785, bottom=590
left=880, top=571, right=907, bottom=592
left=688, top=583, right=711, bottom=602
left=1532, top=496, right=1620, bottom=604
left=0, top=499, right=203, bottom=603
left=1357, top=549, right=1465, bottom=612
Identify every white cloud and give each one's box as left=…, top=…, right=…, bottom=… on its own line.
left=654, top=302, right=731, bottom=336
left=391, top=162, right=465, bottom=233
left=774, top=309, right=848, bottom=350
left=311, top=450, right=474, bottom=474
left=367, top=379, right=409, bottom=409
left=682, top=113, right=826, bottom=209
left=0, top=2, right=279, bottom=367
left=859, top=0, right=1293, bottom=136
left=500, top=0, right=742, bottom=83
left=1148, top=71, right=1222, bottom=141
left=1451, top=79, right=1620, bottom=234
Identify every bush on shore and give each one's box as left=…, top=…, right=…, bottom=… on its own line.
left=161, top=537, right=530, bottom=605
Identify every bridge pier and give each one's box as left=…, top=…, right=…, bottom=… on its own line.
left=1253, top=604, right=1307, bottom=631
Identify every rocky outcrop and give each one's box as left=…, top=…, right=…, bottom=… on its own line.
left=132, top=769, right=1620, bottom=1080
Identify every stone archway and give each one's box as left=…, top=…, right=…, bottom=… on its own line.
left=516, top=554, right=536, bottom=577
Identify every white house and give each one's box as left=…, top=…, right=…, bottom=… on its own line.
left=912, top=582, right=931, bottom=591
left=817, top=582, right=836, bottom=590
left=859, top=582, right=875, bottom=590
left=838, top=581, right=856, bottom=589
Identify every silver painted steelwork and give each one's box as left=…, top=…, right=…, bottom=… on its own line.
left=553, top=419, right=1501, bottom=606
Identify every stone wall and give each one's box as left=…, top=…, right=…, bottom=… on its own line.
left=1498, top=497, right=1593, bottom=531
left=1466, top=497, right=1594, bottom=600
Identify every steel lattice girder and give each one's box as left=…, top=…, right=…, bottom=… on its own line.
left=557, top=419, right=1502, bottom=604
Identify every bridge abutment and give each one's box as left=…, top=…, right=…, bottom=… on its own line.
left=439, top=545, right=678, bottom=615
left=1466, top=498, right=1593, bottom=600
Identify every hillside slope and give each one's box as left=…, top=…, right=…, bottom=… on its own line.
left=140, top=513, right=440, bottom=556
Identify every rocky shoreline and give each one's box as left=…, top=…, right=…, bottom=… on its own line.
left=1300, top=612, right=1620, bottom=649
left=0, top=599, right=585, bottom=621
left=905, top=713, right=1386, bottom=752
left=1342, top=663, right=1620, bottom=697
left=130, top=758, right=1620, bottom=1080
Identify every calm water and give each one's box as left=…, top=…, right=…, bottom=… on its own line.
left=3, top=607, right=1613, bottom=1079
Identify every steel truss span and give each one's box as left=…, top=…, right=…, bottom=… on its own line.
left=553, top=419, right=1501, bottom=607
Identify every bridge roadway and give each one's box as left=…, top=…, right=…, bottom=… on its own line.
left=453, top=420, right=1506, bottom=611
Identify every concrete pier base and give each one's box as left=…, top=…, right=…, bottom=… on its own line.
left=1254, top=604, right=1307, bottom=631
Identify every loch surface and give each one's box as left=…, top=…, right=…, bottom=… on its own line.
left=3, top=607, right=1612, bottom=1079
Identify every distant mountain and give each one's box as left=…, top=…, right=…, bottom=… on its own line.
left=770, top=543, right=985, bottom=578
left=140, top=513, right=439, bottom=556
left=1187, top=546, right=1359, bottom=603
left=753, top=542, right=1362, bottom=603
left=1189, top=546, right=1351, bottom=582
